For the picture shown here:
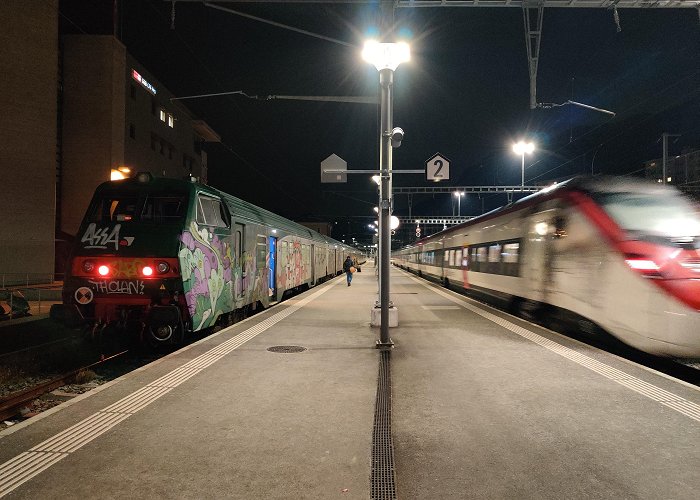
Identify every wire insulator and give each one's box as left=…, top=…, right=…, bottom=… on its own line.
left=613, top=6, right=621, bottom=33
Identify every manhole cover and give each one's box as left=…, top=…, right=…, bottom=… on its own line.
left=267, top=345, right=307, bottom=353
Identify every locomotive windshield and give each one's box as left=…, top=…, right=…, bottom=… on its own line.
left=87, top=193, right=188, bottom=224
left=593, top=190, right=700, bottom=241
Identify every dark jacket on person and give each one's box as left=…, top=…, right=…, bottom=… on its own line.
left=343, top=257, right=354, bottom=272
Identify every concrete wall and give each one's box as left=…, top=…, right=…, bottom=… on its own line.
left=0, top=0, right=58, bottom=281
left=61, top=36, right=126, bottom=236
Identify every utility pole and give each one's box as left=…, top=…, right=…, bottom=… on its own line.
left=661, top=132, right=681, bottom=184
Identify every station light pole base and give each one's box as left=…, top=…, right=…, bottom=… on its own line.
left=370, top=306, right=398, bottom=327
left=375, top=339, right=394, bottom=350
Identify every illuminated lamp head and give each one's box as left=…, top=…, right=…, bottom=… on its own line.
left=136, top=172, right=153, bottom=183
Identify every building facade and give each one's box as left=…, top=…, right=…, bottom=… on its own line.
left=644, top=149, right=700, bottom=194
left=0, top=2, right=218, bottom=283
left=0, top=1, right=59, bottom=283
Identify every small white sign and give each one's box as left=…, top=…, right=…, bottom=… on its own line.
left=321, top=154, right=347, bottom=183
left=426, top=153, right=450, bottom=181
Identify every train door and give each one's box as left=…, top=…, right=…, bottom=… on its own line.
left=234, top=223, right=245, bottom=299
left=524, top=208, right=556, bottom=302
left=268, top=236, right=277, bottom=300
left=310, top=244, right=316, bottom=285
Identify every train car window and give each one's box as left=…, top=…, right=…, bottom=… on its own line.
left=256, top=236, right=267, bottom=270
left=488, top=244, right=501, bottom=263
left=461, top=249, right=469, bottom=268
left=455, top=249, right=462, bottom=267
left=449, top=250, right=455, bottom=267
left=501, top=242, right=519, bottom=263
left=477, top=247, right=488, bottom=263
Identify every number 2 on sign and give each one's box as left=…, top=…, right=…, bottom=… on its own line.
left=433, top=159, right=444, bottom=177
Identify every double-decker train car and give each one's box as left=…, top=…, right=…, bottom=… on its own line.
left=393, top=176, right=700, bottom=358
left=56, top=172, right=360, bottom=345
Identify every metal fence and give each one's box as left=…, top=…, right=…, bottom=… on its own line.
left=0, top=273, right=65, bottom=288
left=0, top=276, right=64, bottom=320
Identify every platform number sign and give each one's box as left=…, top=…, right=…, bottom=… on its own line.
left=426, top=153, right=450, bottom=181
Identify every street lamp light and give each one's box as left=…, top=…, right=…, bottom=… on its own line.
left=453, top=191, right=465, bottom=217
left=363, top=40, right=410, bottom=348
left=512, top=141, right=535, bottom=188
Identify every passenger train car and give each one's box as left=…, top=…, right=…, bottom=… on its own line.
left=56, top=173, right=360, bottom=345
left=393, top=177, right=700, bottom=358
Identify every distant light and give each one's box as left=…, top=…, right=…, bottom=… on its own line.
left=374, top=207, right=379, bottom=213
left=362, top=41, right=410, bottom=71
left=110, top=169, right=126, bottom=181
left=453, top=191, right=464, bottom=198
left=667, top=177, right=672, bottom=182
left=390, top=216, right=401, bottom=230
left=142, top=266, right=153, bottom=277
left=98, top=265, right=110, bottom=276
left=372, top=175, right=381, bottom=185
left=534, top=222, right=548, bottom=236
left=272, top=229, right=277, bottom=234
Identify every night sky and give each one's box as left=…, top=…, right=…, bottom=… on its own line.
left=60, top=1, right=700, bottom=244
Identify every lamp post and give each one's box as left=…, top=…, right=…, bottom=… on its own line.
left=512, top=141, right=535, bottom=188
left=363, top=40, right=409, bottom=348
left=453, top=191, right=464, bottom=217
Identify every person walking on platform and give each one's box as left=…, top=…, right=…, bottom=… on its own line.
left=343, top=255, right=355, bottom=286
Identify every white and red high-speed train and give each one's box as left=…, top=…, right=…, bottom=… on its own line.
left=393, top=177, right=700, bottom=358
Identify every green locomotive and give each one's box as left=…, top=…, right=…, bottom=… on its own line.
left=57, top=173, right=359, bottom=344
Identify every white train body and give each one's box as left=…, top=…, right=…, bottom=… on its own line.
left=394, top=177, right=700, bottom=358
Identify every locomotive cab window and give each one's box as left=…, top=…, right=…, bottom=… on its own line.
left=88, top=195, right=140, bottom=223
left=196, top=195, right=229, bottom=228
left=141, top=195, right=188, bottom=223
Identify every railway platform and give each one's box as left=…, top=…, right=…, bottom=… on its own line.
left=1, top=266, right=699, bottom=499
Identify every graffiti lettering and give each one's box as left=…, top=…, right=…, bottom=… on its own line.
left=82, top=223, right=122, bottom=250
left=88, top=280, right=145, bottom=295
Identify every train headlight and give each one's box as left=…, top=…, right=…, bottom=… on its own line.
left=82, top=260, right=95, bottom=273
left=156, top=261, right=170, bottom=274
left=142, top=266, right=154, bottom=277
left=98, top=265, right=110, bottom=276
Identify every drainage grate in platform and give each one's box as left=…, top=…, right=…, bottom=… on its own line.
left=371, top=349, right=397, bottom=500
left=267, top=345, right=307, bottom=353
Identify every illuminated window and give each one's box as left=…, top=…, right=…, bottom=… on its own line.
left=168, top=114, right=174, bottom=128
left=159, top=109, right=166, bottom=122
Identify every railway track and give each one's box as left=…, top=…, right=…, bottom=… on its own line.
left=0, top=350, right=128, bottom=421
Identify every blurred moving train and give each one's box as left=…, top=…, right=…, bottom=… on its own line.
left=393, top=177, right=700, bottom=358
left=54, top=173, right=361, bottom=345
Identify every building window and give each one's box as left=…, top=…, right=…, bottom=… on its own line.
left=129, top=124, right=135, bottom=139
left=159, top=109, right=166, bottom=122
left=130, top=85, right=135, bottom=99
left=183, top=154, right=193, bottom=173
left=168, top=114, right=174, bottom=128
